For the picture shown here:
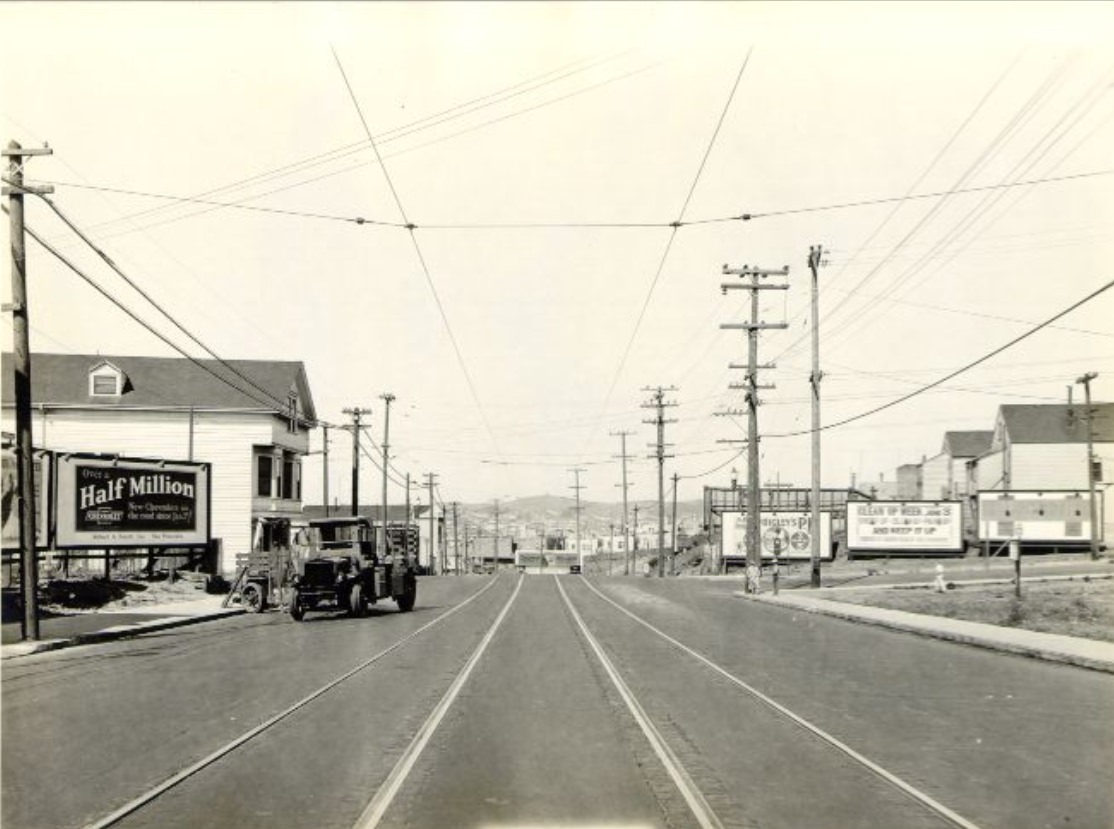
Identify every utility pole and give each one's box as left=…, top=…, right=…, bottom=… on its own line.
left=1075, top=372, right=1100, bottom=560
left=643, top=386, right=678, bottom=577
left=609, top=522, right=615, bottom=575
left=342, top=407, right=370, bottom=517
left=808, top=245, right=825, bottom=587
left=721, top=262, right=789, bottom=589
left=404, top=471, right=411, bottom=561
left=493, top=497, right=501, bottom=574
left=452, top=502, right=460, bottom=575
left=611, top=429, right=635, bottom=575
left=632, top=503, right=640, bottom=575
left=671, top=472, right=680, bottom=576
left=426, top=472, right=439, bottom=574
left=4, top=140, right=52, bottom=641
left=379, top=393, right=395, bottom=561
left=440, top=503, right=447, bottom=575
left=569, top=468, right=586, bottom=572
left=322, top=424, right=330, bottom=517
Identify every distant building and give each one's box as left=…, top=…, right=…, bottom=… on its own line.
left=921, top=430, right=994, bottom=501
left=969, top=403, right=1112, bottom=541
left=1, top=352, right=316, bottom=573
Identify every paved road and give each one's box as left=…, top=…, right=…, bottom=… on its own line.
left=3, top=573, right=1111, bottom=829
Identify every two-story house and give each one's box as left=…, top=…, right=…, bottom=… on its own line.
left=1, top=352, right=316, bottom=573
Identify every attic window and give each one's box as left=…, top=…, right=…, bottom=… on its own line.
left=287, top=393, right=299, bottom=433
left=89, top=364, right=124, bottom=397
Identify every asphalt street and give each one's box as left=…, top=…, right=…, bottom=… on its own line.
left=2, top=573, right=1111, bottom=829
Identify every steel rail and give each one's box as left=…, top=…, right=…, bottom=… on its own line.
left=555, top=576, right=727, bottom=829
left=576, top=576, right=985, bottom=829
left=80, top=576, right=503, bottom=829
left=352, top=574, right=525, bottom=829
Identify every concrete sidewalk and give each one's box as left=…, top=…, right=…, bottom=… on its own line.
left=745, top=589, right=1114, bottom=674
left=1, top=595, right=245, bottom=660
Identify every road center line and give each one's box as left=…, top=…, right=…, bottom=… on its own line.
left=578, top=577, right=984, bottom=829
left=81, top=576, right=503, bottom=829
left=353, top=574, right=526, bottom=829
left=555, top=576, right=727, bottom=829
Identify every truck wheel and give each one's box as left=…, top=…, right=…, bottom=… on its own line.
left=349, top=583, right=367, bottom=618
left=241, top=583, right=264, bottom=613
left=396, top=576, right=416, bottom=612
left=289, top=588, right=304, bottom=621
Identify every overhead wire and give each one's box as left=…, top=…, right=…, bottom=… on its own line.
left=331, top=44, right=500, bottom=453
left=588, top=49, right=754, bottom=461
left=766, top=277, right=1114, bottom=439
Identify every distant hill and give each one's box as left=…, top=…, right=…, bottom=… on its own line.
left=455, top=494, right=705, bottom=536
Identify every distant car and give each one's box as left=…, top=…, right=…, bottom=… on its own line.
left=569, top=564, right=581, bottom=575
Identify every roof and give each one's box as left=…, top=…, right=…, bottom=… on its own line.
left=999, top=403, right=1114, bottom=445
left=942, top=430, right=994, bottom=458
left=1, top=352, right=316, bottom=420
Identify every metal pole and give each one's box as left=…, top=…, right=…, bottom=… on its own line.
left=427, top=473, right=437, bottom=575
left=404, top=472, right=411, bottom=566
left=494, top=497, right=500, bottom=574
left=657, top=391, right=666, bottom=578
left=452, top=502, right=459, bottom=575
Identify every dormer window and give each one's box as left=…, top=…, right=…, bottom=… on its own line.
left=89, top=361, right=126, bottom=398
left=287, top=392, right=299, bottom=433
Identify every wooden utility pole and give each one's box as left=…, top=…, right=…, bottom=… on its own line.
left=426, top=472, right=438, bottom=573
left=379, top=393, right=394, bottom=559
left=493, top=497, right=501, bottom=574
left=643, top=386, right=678, bottom=578
left=1075, top=372, right=1100, bottom=560
left=342, top=406, right=370, bottom=517
left=808, top=245, right=825, bottom=587
left=569, top=468, right=586, bottom=572
left=632, top=504, right=640, bottom=575
left=671, top=472, right=680, bottom=576
left=4, top=140, right=52, bottom=641
left=452, top=502, right=460, bottom=575
left=611, top=429, right=635, bottom=575
left=322, top=424, right=330, bottom=517
left=721, top=263, right=789, bottom=588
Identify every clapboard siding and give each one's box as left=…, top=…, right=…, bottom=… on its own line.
left=920, top=452, right=951, bottom=501
left=1011, top=444, right=1090, bottom=490
left=2, top=408, right=288, bottom=572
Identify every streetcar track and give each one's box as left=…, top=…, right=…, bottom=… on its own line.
left=352, top=573, right=525, bottom=829
left=78, top=575, right=505, bottom=829
left=555, top=575, right=727, bottom=829
left=575, top=576, right=985, bottom=829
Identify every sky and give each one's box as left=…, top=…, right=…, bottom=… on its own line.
left=2, top=1, right=1113, bottom=509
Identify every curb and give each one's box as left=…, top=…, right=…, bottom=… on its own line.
left=741, top=593, right=1114, bottom=675
left=1, top=607, right=246, bottom=660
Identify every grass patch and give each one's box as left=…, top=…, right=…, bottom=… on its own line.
left=831, top=579, right=1114, bottom=643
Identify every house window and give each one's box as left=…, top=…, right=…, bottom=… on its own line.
left=91, top=373, right=119, bottom=396
left=282, top=457, right=295, bottom=500
left=257, top=455, right=273, bottom=497
left=1093, top=459, right=1104, bottom=484
left=287, top=393, right=298, bottom=434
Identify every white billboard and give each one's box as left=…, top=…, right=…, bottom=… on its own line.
left=977, top=490, right=1103, bottom=543
left=847, top=501, right=963, bottom=552
left=722, top=510, right=833, bottom=561
left=55, top=454, right=210, bottom=548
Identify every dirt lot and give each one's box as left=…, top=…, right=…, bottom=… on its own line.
left=831, top=577, right=1114, bottom=643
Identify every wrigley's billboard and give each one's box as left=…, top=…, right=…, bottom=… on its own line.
left=55, top=455, right=210, bottom=548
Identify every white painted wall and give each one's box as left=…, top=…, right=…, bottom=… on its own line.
left=2, top=407, right=296, bottom=572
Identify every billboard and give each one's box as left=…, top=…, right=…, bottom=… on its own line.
left=1, top=447, right=52, bottom=550
left=846, top=501, right=963, bottom=552
left=55, top=454, right=210, bottom=548
left=977, top=490, right=1103, bottom=543
left=721, top=510, right=833, bottom=561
